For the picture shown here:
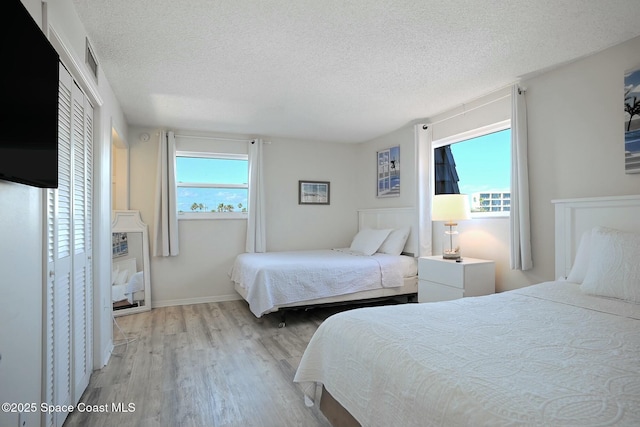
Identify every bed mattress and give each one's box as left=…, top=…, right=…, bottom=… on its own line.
left=230, top=249, right=417, bottom=317
left=294, top=281, right=640, bottom=426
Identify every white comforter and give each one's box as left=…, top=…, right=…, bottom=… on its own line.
left=294, top=281, right=640, bottom=426
left=230, top=249, right=415, bottom=317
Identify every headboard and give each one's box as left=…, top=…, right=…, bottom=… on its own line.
left=553, top=195, right=640, bottom=279
left=113, top=258, right=138, bottom=278
left=358, top=207, right=418, bottom=256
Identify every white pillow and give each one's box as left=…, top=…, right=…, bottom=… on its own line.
left=111, top=266, right=120, bottom=285
left=127, top=271, right=144, bottom=292
left=114, top=268, right=130, bottom=287
left=349, top=228, right=392, bottom=256
left=566, top=229, right=592, bottom=283
left=580, top=227, right=640, bottom=303
left=377, top=226, right=411, bottom=255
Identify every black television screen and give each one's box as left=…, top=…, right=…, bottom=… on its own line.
left=0, top=0, right=59, bottom=188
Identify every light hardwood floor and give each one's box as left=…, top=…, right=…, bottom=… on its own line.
left=63, top=301, right=345, bottom=427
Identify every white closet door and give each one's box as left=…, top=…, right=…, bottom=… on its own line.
left=71, top=81, right=93, bottom=401
left=44, top=63, right=93, bottom=427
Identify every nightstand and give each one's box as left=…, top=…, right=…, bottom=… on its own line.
left=418, top=256, right=495, bottom=303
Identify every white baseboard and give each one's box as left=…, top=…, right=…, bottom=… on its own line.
left=101, top=342, right=113, bottom=368
left=151, top=294, right=243, bottom=308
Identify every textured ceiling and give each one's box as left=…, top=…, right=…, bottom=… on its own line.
left=72, top=0, right=640, bottom=143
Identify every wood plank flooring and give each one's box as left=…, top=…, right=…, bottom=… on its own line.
left=63, top=301, right=346, bottom=427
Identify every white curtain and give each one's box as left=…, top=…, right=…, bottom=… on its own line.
left=416, top=124, right=433, bottom=257
left=153, top=130, right=179, bottom=257
left=510, top=85, right=533, bottom=270
left=246, top=138, right=266, bottom=253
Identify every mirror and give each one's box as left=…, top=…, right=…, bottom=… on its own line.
left=111, top=210, right=151, bottom=316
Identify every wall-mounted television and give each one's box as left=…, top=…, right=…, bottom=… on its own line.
left=0, top=0, right=59, bottom=188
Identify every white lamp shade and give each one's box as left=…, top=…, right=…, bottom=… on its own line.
left=432, top=194, right=471, bottom=222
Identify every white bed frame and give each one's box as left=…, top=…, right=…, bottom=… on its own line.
left=314, top=194, right=640, bottom=427
left=234, top=207, right=419, bottom=324
left=553, top=194, right=640, bottom=279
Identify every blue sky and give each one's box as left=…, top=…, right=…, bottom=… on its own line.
left=176, top=157, right=248, bottom=212
left=450, top=129, right=511, bottom=195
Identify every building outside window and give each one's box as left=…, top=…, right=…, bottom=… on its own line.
left=433, top=122, right=511, bottom=217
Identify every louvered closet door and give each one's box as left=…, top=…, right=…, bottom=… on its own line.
left=71, top=80, right=93, bottom=402
left=44, top=63, right=94, bottom=427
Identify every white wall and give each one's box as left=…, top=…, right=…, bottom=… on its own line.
left=127, top=33, right=640, bottom=308
left=355, top=124, right=417, bottom=209
left=128, top=127, right=359, bottom=306
left=0, top=183, right=43, bottom=427
left=521, top=35, right=640, bottom=286
left=0, top=1, right=127, bottom=425
left=426, top=37, right=640, bottom=291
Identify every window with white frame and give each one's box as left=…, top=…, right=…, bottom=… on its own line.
left=433, top=121, right=511, bottom=217
left=176, top=151, right=249, bottom=219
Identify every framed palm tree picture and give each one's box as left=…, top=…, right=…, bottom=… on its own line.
left=624, top=67, right=640, bottom=173
left=377, top=146, right=400, bottom=197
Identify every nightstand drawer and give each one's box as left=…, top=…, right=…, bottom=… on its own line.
left=417, top=256, right=495, bottom=303
left=418, top=280, right=463, bottom=302
left=418, top=258, right=464, bottom=288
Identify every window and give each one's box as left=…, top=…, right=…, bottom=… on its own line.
left=176, top=151, right=248, bottom=219
left=434, top=121, right=511, bottom=217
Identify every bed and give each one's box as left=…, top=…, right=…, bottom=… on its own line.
left=112, top=258, right=145, bottom=309
left=230, top=208, right=419, bottom=323
left=294, top=195, right=640, bottom=427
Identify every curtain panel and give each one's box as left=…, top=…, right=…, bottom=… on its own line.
left=246, top=138, right=266, bottom=253
left=153, top=130, right=179, bottom=257
left=416, top=124, right=433, bottom=257
left=510, top=85, right=533, bottom=270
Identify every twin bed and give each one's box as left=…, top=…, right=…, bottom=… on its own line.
left=292, top=195, right=640, bottom=426
left=111, top=258, right=145, bottom=311
left=230, top=208, right=419, bottom=324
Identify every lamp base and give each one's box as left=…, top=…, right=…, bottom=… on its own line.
left=442, top=251, right=461, bottom=260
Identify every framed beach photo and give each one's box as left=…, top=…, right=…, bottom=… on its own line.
left=299, top=180, right=330, bottom=205
left=377, top=146, right=400, bottom=197
left=624, top=66, right=640, bottom=173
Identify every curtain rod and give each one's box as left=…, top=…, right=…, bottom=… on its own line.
left=425, top=92, right=511, bottom=127
left=174, top=134, right=252, bottom=143
left=423, top=81, right=523, bottom=128
left=173, top=133, right=272, bottom=144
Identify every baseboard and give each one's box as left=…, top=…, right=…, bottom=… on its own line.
left=151, top=293, right=243, bottom=308
left=101, top=342, right=113, bottom=368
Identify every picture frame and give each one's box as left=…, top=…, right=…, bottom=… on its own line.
left=624, top=66, right=640, bottom=173
left=377, top=145, right=400, bottom=197
left=299, top=180, right=330, bottom=205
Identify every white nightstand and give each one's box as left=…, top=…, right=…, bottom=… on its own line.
left=418, top=256, right=495, bottom=303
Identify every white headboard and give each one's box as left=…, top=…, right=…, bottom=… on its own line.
left=553, top=195, right=640, bottom=279
left=358, top=207, right=418, bottom=256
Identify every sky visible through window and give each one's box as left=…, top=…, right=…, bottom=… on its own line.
left=449, top=129, right=511, bottom=197
left=176, top=157, right=248, bottom=212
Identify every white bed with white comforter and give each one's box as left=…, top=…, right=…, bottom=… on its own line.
left=295, top=280, right=640, bottom=426
left=294, top=195, right=640, bottom=427
left=232, top=249, right=417, bottom=317
left=231, top=208, right=419, bottom=319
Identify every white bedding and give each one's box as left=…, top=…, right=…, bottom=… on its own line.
left=230, top=249, right=417, bottom=317
left=294, top=281, right=640, bottom=426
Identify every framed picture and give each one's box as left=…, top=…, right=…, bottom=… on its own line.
left=299, top=180, right=330, bottom=205
left=624, top=66, right=640, bottom=173
left=377, top=146, right=400, bottom=197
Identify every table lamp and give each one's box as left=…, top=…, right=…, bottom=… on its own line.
left=432, top=194, right=471, bottom=260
